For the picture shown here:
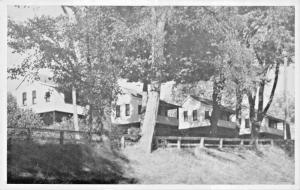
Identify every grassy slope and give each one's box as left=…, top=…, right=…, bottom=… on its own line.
left=123, top=145, right=294, bottom=184
left=8, top=141, right=136, bottom=184
left=8, top=141, right=294, bottom=184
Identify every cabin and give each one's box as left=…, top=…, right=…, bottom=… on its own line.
left=239, top=114, right=286, bottom=139
left=111, top=88, right=180, bottom=136
left=178, top=95, right=238, bottom=138
left=15, top=74, right=85, bottom=125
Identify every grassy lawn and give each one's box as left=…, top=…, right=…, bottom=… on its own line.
left=8, top=140, right=294, bottom=184
left=123, top=144, right=294, bottom=184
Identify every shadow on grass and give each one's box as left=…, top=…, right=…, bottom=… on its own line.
left=7, top=141, right=138, bottom=184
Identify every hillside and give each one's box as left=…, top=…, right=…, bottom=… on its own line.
left=8, top=140, right=294, bottom=184
left=7, top=141, right=136, bottom=184
left=123, top=145, right=294, bottom=184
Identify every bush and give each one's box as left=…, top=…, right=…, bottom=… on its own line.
left=7, top=93, right=44, bottom=130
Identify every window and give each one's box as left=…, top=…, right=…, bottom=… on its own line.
left=63, top=90, right=81, bottom=105
left=64, top=91, right=72, bottom=104
left=125, top=104, right=130, bottom=116
left=32, top=90, right=36, bottom=105
left=245, top=119, right=250, bottom=128
left=205, top=111, right=210, bottom=120
left=165, top=110, right=168, bottom=117
left=116, top=105, right=120, bottom=118
left=183, top=111, right=188, bottom=121
left=138, top=105, right=142, bottom=115
left=45, top=91, right=51, bottom=102
left=158, top=106, right=162, bottom=116
left=22, top=92, right=27, bottom=106
left=192, top=110, right=198, bottom=121
left=269, top=120, right=277, bottom=129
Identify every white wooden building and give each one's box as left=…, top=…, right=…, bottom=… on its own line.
left=15, top=75, right=85, bottom=125
left=179, top=95, right=238, bottom=137
left=111, top=88, right=180, bottom=136
left=239, top=114, right=285, bottom=139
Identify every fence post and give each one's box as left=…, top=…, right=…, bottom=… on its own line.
left=200, top=138, right=204, bottom=148
left=27, top=128, right=31, bottom=141
left=60, top=131, right=64, bottom=145
left=177, top=137, right=181, bottom=149
left=219, top=138, right=223, bottom=149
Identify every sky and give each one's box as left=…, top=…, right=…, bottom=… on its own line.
left=7, top=6, right=295, bottom=102
left=7, top=6, right=64, bottom=93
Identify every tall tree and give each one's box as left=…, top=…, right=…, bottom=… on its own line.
left=118, top=7, right=219, bottom=150
left=8, top=6, right=121, bottom=135
left=8, top=14, right=83, bottom=136
left=240, top=7, right=295, bottom=140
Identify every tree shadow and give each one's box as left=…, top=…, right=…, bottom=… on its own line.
left=7, top=141, right=138, bottom=184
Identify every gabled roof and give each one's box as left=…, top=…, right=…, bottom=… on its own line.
left=184, top=95, right=235, bottom=114
left=190, top=95, right=213, bottom=105
left=120, top=87, right=143, bottom=98
left=266, top=114, right=284, bottom=122
left=16, top=74, right=56, bottom=90
left=120, top=87, right=180, bottom=109
left=186, top=95, right=284, bottom=121
left=160, top=100, right=181, bottom=109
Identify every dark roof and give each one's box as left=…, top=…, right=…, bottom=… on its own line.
left=189, top=95, right=213, bottom=105
left=120, top=87, right=142, bottom=98
left=189, top=95, right=235, bottom=114
left=189, top=95, right=284, bottom=121
left=160, top=100, right=180, bottom=109
left=121, top=87, right=180, bottom=109
left=265, top=113, right=284, bottom=122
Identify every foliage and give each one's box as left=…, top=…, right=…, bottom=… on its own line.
left=269, top=93, right=295, bottom=123
left=241, top=7, right=295, bottom=116
left=8, top=6, right=295, bottom=140
left=8, top=7, right=121, bottom=132
left=7, top=93, right=44, bottom=129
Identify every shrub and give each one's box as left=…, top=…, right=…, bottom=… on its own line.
left=7, top=93, right=44, bottom=129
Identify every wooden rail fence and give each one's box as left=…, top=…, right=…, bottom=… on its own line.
left=7, top=127, right=102, bottom=145
left=154, top=136, right=277, bottom=149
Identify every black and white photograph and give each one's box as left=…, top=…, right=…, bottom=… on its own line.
left=0, top=0, right=299, bottom=189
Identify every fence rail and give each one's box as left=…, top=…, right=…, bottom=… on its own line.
left=7, top=127, right=102, bottom=145
left=154, top=136, right=280, bottom=149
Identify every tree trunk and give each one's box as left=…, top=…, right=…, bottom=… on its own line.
left=140, top=81, right=149, bottom=134
left=247, top=90, right=258, bottom=148
left=235, top=85, right=243, bottom=136
left=210, top=75, right=225, bottom=137
left=253, top=61, right=280, bottom=140
left=140, top=83, right=160, bottom=153
left=262, top=61, right=280, bottom=116
left=257, top=80, right=265, bottom=121
left=88, top=104, right=93, bottom=130
left=235, top=84, right=243, bottom=127
left=139, top=7, right=168, bottom=153
left=87, top=104, right=93, bottom=142
left=72, top=86, right=80, bottom=140
left=283, top=55, right=288, bottom=139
